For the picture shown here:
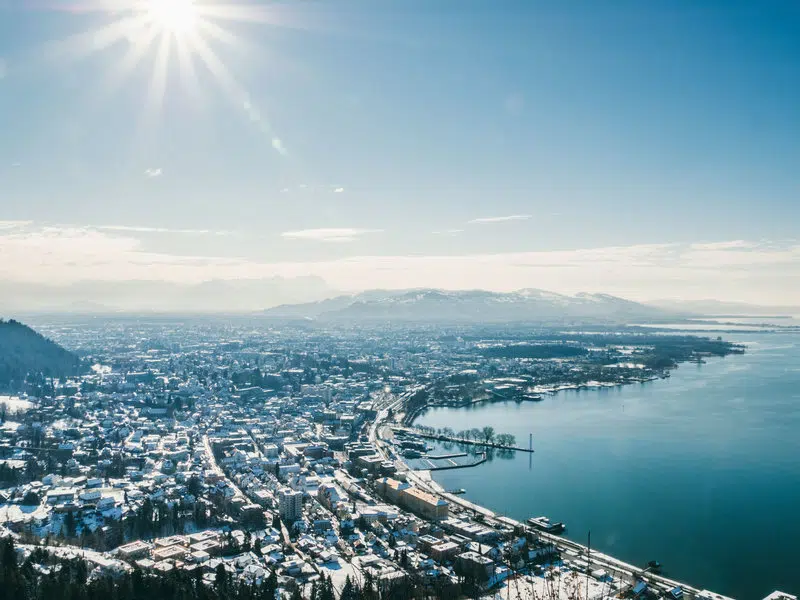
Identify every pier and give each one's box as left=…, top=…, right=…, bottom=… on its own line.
left=426, top=452, right=486, bottom=471
left=426, top=452, right=468, bottom=460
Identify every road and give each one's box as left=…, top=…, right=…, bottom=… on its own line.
left=202, top=434, right=247, bottom=501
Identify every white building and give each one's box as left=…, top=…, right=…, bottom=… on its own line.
left=278, top=488, right=303, bottom=523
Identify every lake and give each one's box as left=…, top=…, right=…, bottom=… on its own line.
left=415, top=332, right=800, bottom=599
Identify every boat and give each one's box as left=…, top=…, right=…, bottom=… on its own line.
left=446, top=488, right=466, bottom=495
left=522, top=394, right=543, bottom=402
left=648, top=560, right=662, bottom=571
left=528, top=516, right=566, bottom=534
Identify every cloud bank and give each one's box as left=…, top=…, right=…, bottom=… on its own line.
left=468, top=215, right=532, bottom=224
left=0, top=224, right=797, bottom=305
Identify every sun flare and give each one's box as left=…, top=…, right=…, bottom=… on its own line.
left=146, top=0, right=198, bottom=34
left=51, top=0, right=293, bottom=155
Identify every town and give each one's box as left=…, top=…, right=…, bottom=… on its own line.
left=0, top=317, right=787, bottom=600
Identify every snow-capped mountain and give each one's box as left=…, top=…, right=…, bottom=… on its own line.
left=262, top=288, right=671, bottom=322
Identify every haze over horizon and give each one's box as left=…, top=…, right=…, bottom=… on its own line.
left=1, top=1, right=799, bottom=309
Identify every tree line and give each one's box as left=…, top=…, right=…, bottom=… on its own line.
left=413, top=425, right=516, bottom=448
left=0, top=537, right=457, bottom=600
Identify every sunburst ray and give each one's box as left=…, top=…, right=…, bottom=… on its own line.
left=44, top=0, right=295, bottom=155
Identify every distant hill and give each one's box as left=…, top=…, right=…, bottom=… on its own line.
left=262, top=288, right=672, bottom=323
left=0, top=319, right=83, bottom=388
left=0, top=276, right=336, bottom=314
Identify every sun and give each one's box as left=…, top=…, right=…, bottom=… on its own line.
left=146, top=0, right=198, bottom=35
left=50, top=0, right=293, bottom=156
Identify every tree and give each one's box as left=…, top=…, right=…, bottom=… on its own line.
left=187, top=475, right=203, bottom=498
left=1, top=537, right=16, bottom=569
left=496, top=433, right=516, bottom=447
left=340, top=575, right=360, bottom=600
left=63, top=510, right=77, bottom=538
left=263, top=569, right=278, bottom=599
left=215, top=562, right=228, bottom=590
left=21, top=491, right=40, bottom=506
left=319, top=575, right=335, bottom=600
left=481, top=426, right=495, bottom=444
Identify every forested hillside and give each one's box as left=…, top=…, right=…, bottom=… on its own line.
left=0, top=319, right=83, bottom=389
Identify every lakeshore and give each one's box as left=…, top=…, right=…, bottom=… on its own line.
left=414, top=332, right=800, bottom=599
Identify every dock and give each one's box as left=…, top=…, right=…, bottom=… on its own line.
left=427, top=452, right=468, bottom=460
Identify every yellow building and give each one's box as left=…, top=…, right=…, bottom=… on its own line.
left=400, top=486, right=449, bottom=521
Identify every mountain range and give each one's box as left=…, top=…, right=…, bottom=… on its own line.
left=262, top=288, right=673, bottom=323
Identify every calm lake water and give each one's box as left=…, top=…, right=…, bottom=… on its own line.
left=416, top=332, right=800, bottom=600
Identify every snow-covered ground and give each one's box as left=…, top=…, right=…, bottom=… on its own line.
left=318, top=557, right=360, bottom=594
left=0, top=503, right=49, bottom=523
left=0, top=395, right=34, bottom=412
left=484, top=570, right=617, bottom=600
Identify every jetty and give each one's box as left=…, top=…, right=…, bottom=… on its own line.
left=426, top=452, right=469, bottom=460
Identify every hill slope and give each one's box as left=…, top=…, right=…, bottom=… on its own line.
left=263, top=288, right=671, bottom=322
left=0, top=319, right=83, bottom=388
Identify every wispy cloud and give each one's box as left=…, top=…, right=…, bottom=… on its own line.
left=0, top=221, right=32, bottom=231
left=281, top=228, right=382, bottom=243
left=96, top=225, right=229, bottom=235
left=144, top=168, right=162, bottom=178
left=432, top=229, right=463, bottom=236
left=690, top=240, right=759, bottom=251
left=271, top=138, right=287, bottom=155
left=0, top=228, right=796, bottom=304
left=468, top=214, right=531, bottom=224
left=280, top=184, right=346, bottom=194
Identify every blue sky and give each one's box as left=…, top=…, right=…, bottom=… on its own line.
left=0, top=0, right=798, bottom=304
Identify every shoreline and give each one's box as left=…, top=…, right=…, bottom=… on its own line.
left=400, top=464, right=708, bottom=598
left=397, top=351, right=751, bottom=597
left=406, top=373, right=664, bottom=427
